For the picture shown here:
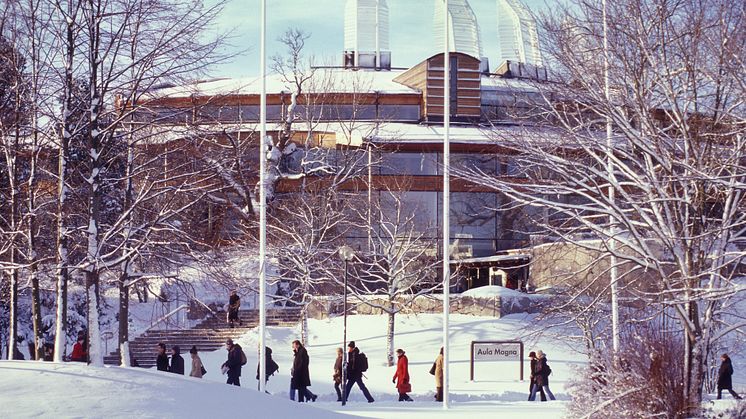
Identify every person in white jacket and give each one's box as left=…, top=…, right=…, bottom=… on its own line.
left=189, top=345, right=204, bottom=378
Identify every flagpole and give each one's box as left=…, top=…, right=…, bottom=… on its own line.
left=442, top=0, right=450, bottom=410
left=258, top=0, right=268, bottom=394
left=602, top=0, right=619, bottom=354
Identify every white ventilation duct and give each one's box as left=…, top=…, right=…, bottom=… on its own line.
left=344, top=0, right=391, bottom=69
left=433, top=0, right=484, bottom=60
left=496, top=0, right=543, bottom=67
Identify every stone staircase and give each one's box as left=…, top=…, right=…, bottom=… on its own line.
left=104, top=308, right=301, bottom=368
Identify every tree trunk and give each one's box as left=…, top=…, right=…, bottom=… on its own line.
left=53, top=0, right=74, bottom=362
left=386, top=309, right=395, bottom=367
left=86, top=269, right=103, bottom=366
left=118, top=273, right=130, bottom=366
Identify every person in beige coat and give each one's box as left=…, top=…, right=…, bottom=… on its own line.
left=189, top=346, right=204, bottom=378
left=434, top=347, right=444, bottom=402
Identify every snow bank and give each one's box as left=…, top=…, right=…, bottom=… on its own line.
left=462, top=286, right=531, bottom=299
left=0, top=361, right=354, bottom=419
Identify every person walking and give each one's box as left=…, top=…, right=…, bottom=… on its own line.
left=156, top=342, right=169, bottom=372
left=529, top=350, right=556, bottom=401
left=189, top=346, right=204, bottom=378
left=433, top=347, right=444, bottom=402
left=393, top=349, right=413, bottom=401
left=70, top=332, right=88, bottom=363
left=256, top=346, right=279, bottom=388
left=290, top=340, right=317, bottom=402
left=344, top=341, right=374, bottom=403
left=717, top=354, right=742, bottom=400
left=222, top=338, right=244, bottom=386
left=333, top=347, right=344, bottom=402
left=170, top=345, right=184, bottom=375
left=227, top=290, right=241, bottom=328
left=528, top=351, right=546, bottom=401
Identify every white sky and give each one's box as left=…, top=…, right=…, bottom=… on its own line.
left=206, top=0, right=551, bottom=78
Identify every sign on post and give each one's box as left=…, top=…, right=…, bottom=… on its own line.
left=470, top=340, right=524, bottom=381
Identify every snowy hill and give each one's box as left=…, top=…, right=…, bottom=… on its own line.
left=0, top=360, right=353, bottom=419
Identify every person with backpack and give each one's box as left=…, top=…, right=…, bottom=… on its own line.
left=189, top=345, right=205, bottom=378
left=527, top=351, right=546, bottom=401
left=717, top=354, right=743, bottom=400
left=170, top=345, right=184, bottom=375
left=344, top=341, right=374, bottom=403
left=256, top=346, right=279, bottom=387
left=392, top=348, right=413, bottom=401
left=529, top=349, right=556, bottom=401
left=222, top=338, right=245, bottom=386
left=290, top=340, right=317, bottom=402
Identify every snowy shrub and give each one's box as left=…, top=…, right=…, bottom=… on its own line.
left=566, top=326, right=687, bottom=418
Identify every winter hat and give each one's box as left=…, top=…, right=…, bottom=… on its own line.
left=172, top=345, right=180, bottom=354
left=528, top=351, right=537, bottom=358
left=348, top=341, right=356, bottom=348
left=189, top=345, right=198, bottom=355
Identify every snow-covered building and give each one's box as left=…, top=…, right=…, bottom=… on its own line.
left=136, top=1, right=560, bottom=292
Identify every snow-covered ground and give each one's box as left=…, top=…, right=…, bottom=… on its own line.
left=198, top=313, right=580, bottom=418
left=2, top=312, right=742, bottom=418
left=0, top=360, right=351, bottom=419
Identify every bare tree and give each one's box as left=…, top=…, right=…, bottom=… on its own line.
left=346, top=185, right=441, bottom=366
left=456, top=0, right=745, bottom=413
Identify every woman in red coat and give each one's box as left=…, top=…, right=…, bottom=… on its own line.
left=392, top=348, right=413, bottom=401
left=70, top=333, right=88, bottom=363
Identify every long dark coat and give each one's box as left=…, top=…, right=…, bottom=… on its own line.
left=223, top=344, right=243, bottom=378
left=718, top=358, right=734, bottom=389
left=170, top=351, right=185, bottom=375
left=535, top=357, right=550, bottom=387
left=291, top=345, right=312, bottom=389
left=156, top=353, right=169, bottom=372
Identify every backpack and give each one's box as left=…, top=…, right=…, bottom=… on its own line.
left=358, top=352, right=369, bottom=372
left=235, top=345, right=247, bottom=366
left=544, top=362, right=552, bottom=376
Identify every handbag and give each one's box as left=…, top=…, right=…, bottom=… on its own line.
left=201, top=365, right=207, bottom=376
left=429, top=362, right=436, bottom=376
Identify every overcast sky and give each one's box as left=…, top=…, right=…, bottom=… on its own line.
left=206, top=0, right=550, bottom=78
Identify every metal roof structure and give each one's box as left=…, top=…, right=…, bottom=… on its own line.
left=433, top=0, right=484, bottom=60
left=495, top=0, right=543, bottom=67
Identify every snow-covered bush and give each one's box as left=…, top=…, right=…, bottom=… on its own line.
left=566, top=326, right=687, bottom=418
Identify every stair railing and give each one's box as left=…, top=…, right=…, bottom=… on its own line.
left=148, top=304, right=188, bottom=331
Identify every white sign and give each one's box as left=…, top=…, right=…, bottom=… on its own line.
left=473, top=342, right=521, bottom=361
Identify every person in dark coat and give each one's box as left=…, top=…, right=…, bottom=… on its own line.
left=393, top=349, right=413, bottom=401
left=527, top=351, right=546, bottom=401
left=156, top=342, right=169, bottom=372
left=227, top=290, right=241, bottom=327
left=718, top=354, right=742, bottom=400
left=170, top=345, right=185, bottom=375
left=222, top=338, right=243, bottom=386
left=333, top=347, right=344, bottom=402
left=529, top=350, right=556, bottom=401
left=290, top=340, right=317, bottom=402
left=344, top=341, right=374, bottom=403
left=256, top=346, right=279, bottom=386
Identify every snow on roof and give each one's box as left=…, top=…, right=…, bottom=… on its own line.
left=150, top=68, right=419, bottom=99
left=364, top=122, right=567, bottom=145
left=454, top=254, right=531, bottom=264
